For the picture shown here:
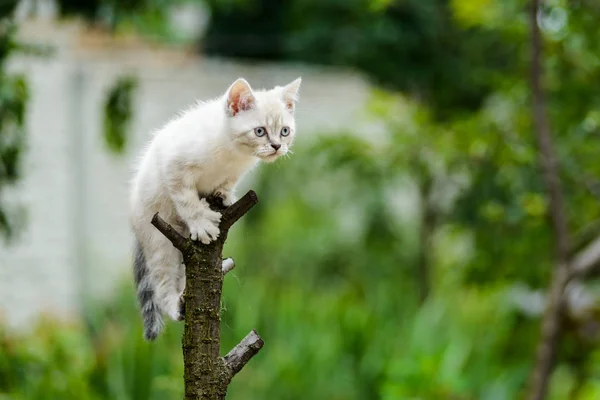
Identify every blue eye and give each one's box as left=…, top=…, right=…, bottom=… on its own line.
left=281, top=127, right=290, bottom=137
left=254, top=127, right=266, bottom=137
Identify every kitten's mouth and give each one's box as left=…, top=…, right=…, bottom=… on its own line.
left=258, top=152, right=281, bottom=162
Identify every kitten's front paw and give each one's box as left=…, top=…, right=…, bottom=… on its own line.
left=188, top=208, right=221, bottom=244
left=215, top=190, right=237, bottom=207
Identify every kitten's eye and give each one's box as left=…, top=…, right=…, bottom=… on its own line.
left=281, top=127, right=290, bottom=137
left=254, top=127, right=267, bottom=137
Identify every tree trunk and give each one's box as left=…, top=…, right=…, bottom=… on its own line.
left=527, top=1, right=572, bottom=398
left=152, top=190, right=264, bottom=400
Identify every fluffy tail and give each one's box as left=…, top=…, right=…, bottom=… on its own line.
left=133, top=241, right=163, bottom=340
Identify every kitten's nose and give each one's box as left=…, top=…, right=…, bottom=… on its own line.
left=271, top=143, right=281, bottom=151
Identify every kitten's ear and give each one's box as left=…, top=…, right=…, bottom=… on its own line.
left=226, top=78, right=256, bottom=117
left=281, top=77, right=302, bottom=112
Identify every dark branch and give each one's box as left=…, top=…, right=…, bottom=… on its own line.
left=151, top=190, right=258, bottom=252
left=570, top=219, right=600, bottom=258
left=224, top=330, right=265, bottom=377
left=571, top=236, right=600, bottom=279
left=530, top=5, right=571, bottom=264
left=151, top=212, right=187, bottom=251
left=527, top=0, right=572, bottom=398
left=220, top=190, right=259, bottom=230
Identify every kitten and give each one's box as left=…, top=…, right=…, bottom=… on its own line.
left=130, top=77, right=302, bottom=340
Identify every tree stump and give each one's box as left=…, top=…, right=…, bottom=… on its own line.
left=151, top=190, right=264, bottom=400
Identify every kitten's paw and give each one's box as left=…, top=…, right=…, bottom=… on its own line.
left=189, top=219, right=220, bottom=244
left=188, top=207, right=221, bottom=244
left=214, top=190, right=237, bottom=207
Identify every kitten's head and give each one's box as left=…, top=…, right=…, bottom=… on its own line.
left=224, top=77, right=301, bottom=162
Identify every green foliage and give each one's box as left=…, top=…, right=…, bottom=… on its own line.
left=203, top=0, right=517, bottom=118
left=54, top=0, right=188, bottom=42
left=3, top=0, right=600, bottom=397
left=0, top=282, right=184, bottom=400
left=203, top=0, right=287, bottom=60
left=103, top=75, right=138, bottom=155
left=1, top=135, right=599, bottom=399
left=56, top=0, right=152, bottom=27
left=0, top=1, right=18, bottom=20
left=0, top=20, right=28, bottom=239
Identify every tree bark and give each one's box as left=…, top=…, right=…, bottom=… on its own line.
left=151, top=190, right=264, bottom=400
left=527, top=1, right=572, bottom=399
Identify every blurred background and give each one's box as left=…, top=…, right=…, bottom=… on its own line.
left=1, top=0, right=600, bottom=398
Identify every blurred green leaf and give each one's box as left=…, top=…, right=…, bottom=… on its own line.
left=103, top=75, right=137, bottom=155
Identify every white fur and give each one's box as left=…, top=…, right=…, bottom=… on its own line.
left=130, top=78, right=301, bottom=323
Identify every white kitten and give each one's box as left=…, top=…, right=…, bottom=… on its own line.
left=129, top=77, right=302, bottom=340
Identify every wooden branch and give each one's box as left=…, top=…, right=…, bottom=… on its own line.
left=224, top=330, right=265, bottom=377
left=151, top=212, right=187, bottom=252
left=570, top=219, right=600, bottom=258
left=529, top=267, right=570, bottom=400
left=527, top=1, right=573, bottom=399
left=152, top=190, right=263, bottom=400
left=570, top=235, right=600, bottom=279
left=529, top=5, right=571, bottom=264
left=219, top=190, right=259, bottom=230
